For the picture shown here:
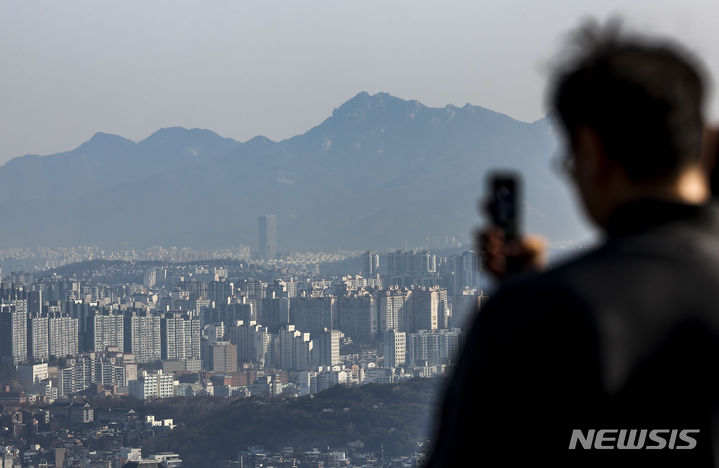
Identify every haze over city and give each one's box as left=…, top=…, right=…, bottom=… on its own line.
left=2, top=2, right=719, bottom=467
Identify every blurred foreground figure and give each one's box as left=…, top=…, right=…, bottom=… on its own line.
left=427, top=24, right=719, bottom=467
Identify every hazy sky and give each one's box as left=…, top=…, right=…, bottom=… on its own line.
left=1, top=0, right=719, bottom=165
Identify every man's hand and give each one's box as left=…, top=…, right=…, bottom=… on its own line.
left=476, top=227, right=548, bottom=280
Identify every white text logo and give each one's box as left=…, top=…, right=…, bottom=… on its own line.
left=568, top=429, right=699, bottom=450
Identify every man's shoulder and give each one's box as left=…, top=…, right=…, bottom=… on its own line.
left=487, top=245, right=607, bottom=311
left=460, top=246, right=603, bottom=384
left=481, top=206, right=719, bottom=329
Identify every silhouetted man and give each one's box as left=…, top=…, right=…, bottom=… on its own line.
left=426, top=24, right=719, bottom=467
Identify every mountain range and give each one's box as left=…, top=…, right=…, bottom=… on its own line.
left=0, top=92, right=590, bottom=251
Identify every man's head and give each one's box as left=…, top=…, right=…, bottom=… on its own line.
left=550, top=22, right=708, bottom=228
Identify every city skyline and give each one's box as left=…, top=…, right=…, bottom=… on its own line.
left=0, top=243, right=483, bottom=465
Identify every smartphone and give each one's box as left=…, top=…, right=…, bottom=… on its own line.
left=487, top=172, right=521, bottom=241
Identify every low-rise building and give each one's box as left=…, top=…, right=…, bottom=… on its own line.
left=128, top=370, right=174, bottom=400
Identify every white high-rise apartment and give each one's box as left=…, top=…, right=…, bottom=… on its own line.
left=29, top=316, right=49, bottom=361
left=125, top=313, right=162, bottom=363
left=384, top=329, right=406, bottom=368
left=48, top=315, right=79, bottom=358
left=377, top=287, right=412, bottom=332
left=161, top=314, right=201, bottom=360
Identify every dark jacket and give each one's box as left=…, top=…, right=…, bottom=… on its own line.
left=426, top=200, right=719, bottom=467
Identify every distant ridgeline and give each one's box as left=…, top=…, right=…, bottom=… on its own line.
left=0, top=92, right=586, bottom=251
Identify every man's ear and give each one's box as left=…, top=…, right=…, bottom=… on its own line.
left=575, top=124, right=612, bottom=183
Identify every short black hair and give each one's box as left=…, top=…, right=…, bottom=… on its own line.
left=550, top=21, right=706, bottom=181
